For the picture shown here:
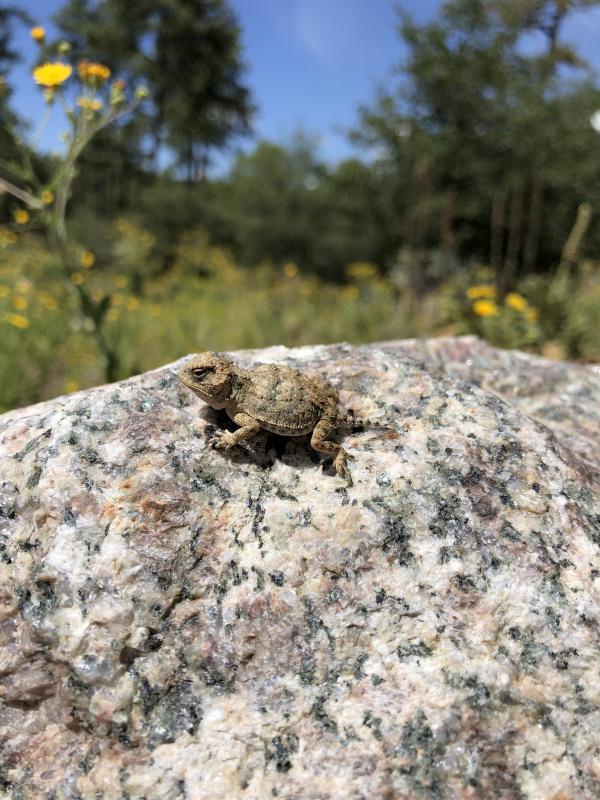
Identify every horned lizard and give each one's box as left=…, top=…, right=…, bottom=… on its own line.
left=180, top=352, right=358, bottom=485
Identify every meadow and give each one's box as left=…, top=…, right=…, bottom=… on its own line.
left=2, top=219, right=599, bottom=413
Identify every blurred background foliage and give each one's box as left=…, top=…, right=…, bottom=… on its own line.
left=1, top=0, right=600, bottom=412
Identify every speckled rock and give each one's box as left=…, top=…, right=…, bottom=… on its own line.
left=1, top=338, right=599, bottom=800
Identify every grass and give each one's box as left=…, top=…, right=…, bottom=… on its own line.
left=1, top=221, right=599, bottom=413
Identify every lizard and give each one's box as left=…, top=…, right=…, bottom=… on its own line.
left=179, top=352, right=365, bottom=485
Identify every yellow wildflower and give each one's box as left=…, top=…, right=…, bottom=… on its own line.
left=466, top=285, right=496, bottom=300
left=0, top=284, right=9, bottom=298
left=71, top=272, right=85, bottom=285
left=126, top=297, right=140, bottom=311
left=106, top=308, right=120, bottom=322
left=525, top=308, right=540, bottom=323
left=112, top=293, right=125, bottom=306
left=7, top=314, right=29, bottom=329
left=64, top=380, right=80, bottom=393
left=505, top=292, right=528, bottom=312
left=78, top=61, right=111, bottom=82
left=346, top=261, right=379, bottom=281
left=41, top=190, right=54, bottom=205
left=33, top=62, right=72, bottom=88
left=14, top=209, right=29, bottom=225
left=80, top=250, right=95, bottom=268
left=149, top=304, right=162, bottom=317
left=30, top=26, right=45, bottom=41
left=472, top=299, right=499, bottom=317
left=283, top=263, right=299, bottom=278
left=16, top=279, right=32, bottom=294
left=40, top=292, right=58, bottom=310
left=342, top=284, right=360, bottom=301
left=109, top=78, right=126, bottom=104
left=0, top=229, right=17, bottom=246
left=13, top=296, right=28, bottom=311
left=77, top=97, right=103, bottom=112
left=113, top=275, right=128, bottom=288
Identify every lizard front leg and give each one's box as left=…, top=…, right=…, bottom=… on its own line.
left=212, top=411, right=261, bottom=450
left=310, top=416, right=354, bottom=486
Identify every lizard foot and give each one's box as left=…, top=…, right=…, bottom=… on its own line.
left=211, top=430, right=238, bottom=450
left=334, top=448, right=355, bottom=487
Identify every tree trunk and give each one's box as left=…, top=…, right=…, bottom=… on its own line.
left=440, top=190, right=455, bottom=280
left=558, top=202, right=592, bottom=277
left=500, top=176, right=524, bottom=298
left=490, top=191, right=505, bottom=273
left=523, top=174, right=543, bottom=274
left=407, top=157, right=432, bottom=299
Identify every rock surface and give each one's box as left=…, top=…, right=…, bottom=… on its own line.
left=0, top=337, right=599, bottom=800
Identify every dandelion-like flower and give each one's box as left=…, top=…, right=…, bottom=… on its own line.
left=40, top=292, right=58, bottom=310
left=0, top=228, right=17, bottom=246
left=33, top=62, right=72, bottom=88
left=347, top=261, right=378, bottom=281
left=16, top=279, right=32, bottom=295
left=110, top=79, right=126, bottom=106
left=525, top=308, right=540, bottom=323
left=13, top=296, right=28, bottom=311
left=7, top=314, right=29, bottom=329
left=71, top=272, right=85, bottom=285
left=342, top=285, right=360, bottom=301
left=283, top=263, right=299, bottom=278
left=41, top=190, right=54, bottom=205
left=77, top=97, right=103, bottom=112
left=13, top=209, right=30, bottom=225
left=466, top=284, right=496, bottom=300
left=78, top=61, right=111, bottom=82
left=80, top=250, right=95, bottom=268
left=30, top=26, right=45, bottom=41
left=505, top=292, right=528, bottom=312
left=472, top=299, right=499, bottom=317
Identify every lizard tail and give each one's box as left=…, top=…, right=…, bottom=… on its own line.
left=337, top=410, right=389, bottom=429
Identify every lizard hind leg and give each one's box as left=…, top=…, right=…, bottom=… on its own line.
left=310, top=417, right=355, bottom=486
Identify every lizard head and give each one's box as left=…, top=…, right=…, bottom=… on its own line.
left=179, top=352, right=235, bottom=409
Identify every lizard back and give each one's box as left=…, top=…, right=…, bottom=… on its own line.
left=234, top=364, right=338, bottom=435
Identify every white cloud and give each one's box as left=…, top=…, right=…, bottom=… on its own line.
left=294, top=0, right=361, bottom=67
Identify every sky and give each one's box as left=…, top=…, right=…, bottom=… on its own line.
left=6, top=0, right=600, bottom=171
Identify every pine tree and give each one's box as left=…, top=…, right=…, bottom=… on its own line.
left=55, top=0, right=253, bottom=179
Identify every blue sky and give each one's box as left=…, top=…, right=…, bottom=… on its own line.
left=6, top=0, right=600, bottom=169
